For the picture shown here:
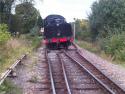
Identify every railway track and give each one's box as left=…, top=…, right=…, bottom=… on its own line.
left=45, top=49, right=71, bottom=94
left=61, top=51, right=107, bottom=94
left=45, top=44, right=125, bottom=94
left=0, top=54, right=26, bottom=85
left=70, top=44, right=125, bottom=94
left=64, top=50, right=125, bottom=94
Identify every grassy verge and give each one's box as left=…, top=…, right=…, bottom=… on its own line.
left=0, top=35, right=42, bottom=75
left=76, top=41, right=101, bottom=53
left=0, top=34, right=42, bottom=93
left=0, top=79, right=22, bottom=94
left=76, top=40, right=125, bottom=67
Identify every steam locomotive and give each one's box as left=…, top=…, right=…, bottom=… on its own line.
left=43, top=14, right=73, bottom=49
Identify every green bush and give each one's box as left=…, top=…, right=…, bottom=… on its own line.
left=0, top=24, right=11, bottom=44
left=31, top=36, right=41, bottom=48
left=115, top=49, right=125, bottom=61
left=100, top=33, right=125, bottom=60
left=24, top=34, right=42, bottom=49
left=89, top=0, right=125, bottom=40
left=30, top=26, right=39, bottom=36
left=0, top=79, right=22, bottom=94
left=76, top=31, right=91, bottom=41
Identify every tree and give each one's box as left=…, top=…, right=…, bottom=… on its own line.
left=0, top=0, right=35, bottom=32
left=71, top=19, right=90, bottom=40
left=15, top=2, right=39, bottom=33
left=0, top=1, right=4, bottom=13
left=0, top=24, right=11, bottom=45
left=89, top=0, right=125, bottom=39
left=10, top=14, right=22, bottom=33
left=37, top=16, right=43, bottom=28
left=0, top=0, right=14, bottom=24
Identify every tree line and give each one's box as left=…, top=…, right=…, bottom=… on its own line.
left=75, top=0, right=125, bottom=61
left=0, top=0, right=43, bottom=34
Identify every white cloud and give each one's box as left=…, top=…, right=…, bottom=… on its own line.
left=35, top=0, right=96, bottom=22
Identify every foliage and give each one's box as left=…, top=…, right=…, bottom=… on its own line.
left=25, top=34, right=42, bottom=49
left=15, top=2, right=40, bottom=33
left=30, top=26, right=39, bottom=36
left=0, top=0, right=42, bottom=36
left=75, top=30, right=91, bottom=41
left=0, top=79, right=22, bottom=94
left=72, top=19, right=91, bottom=40
left=115, top=49, right=125, bottom=61
left=0, top=34, right=41, bottom=75
left=0, top=24, right=11, bottom=44
left=9, top=15, right=21, bottom=33
left=77, top=41, right=100, bottom=53
left=0, top=0, right=15, bottom=28
left=0, top=1, right=4, bottom=13
left=31, top=36, right=42, bottom=49
left=99, top=32, right=125, bottom=61
left=89, top=0, right=125, bottom=39
left=37, top=16, right=43, bottom=28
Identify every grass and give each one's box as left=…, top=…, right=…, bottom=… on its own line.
left=76, top=41, right=101, bottom=53
left=0, top=38, right=31, bottom=75
left=0, top=34, right=42, bottom=93
left=0, top=79, right=22, bottom=94
left=0, top=35, right=42, bottom=75
left=76, top=40, right=125, bottom=66
left=113, top=60, right=125, bottom=67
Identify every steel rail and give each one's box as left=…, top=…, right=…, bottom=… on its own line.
left=57, top=53, right=72, bottom=94
left=76, top=49, right=125, bottom=94
left=63, top=51, right=116, bottom=94
left=0, top=54, right=26, bottom=85
left=73, top=43, right=125, bottom=93
left=45, top=49, right=56, bottom=94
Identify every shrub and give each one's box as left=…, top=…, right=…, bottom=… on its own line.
left=99, top=32, right=125, bottom=60
left=0, top=79, right=22, bottom=94
left=0, top=24, right=11, bottom=45
left=31, top=36, right=42, bottom=49
left=30, top=26, right=39, bottom=36
left=76, top=31, right=91, bottom=41
left=89, top=0, right=125, bottom=40
left=115, top=49, right=125, bottom=61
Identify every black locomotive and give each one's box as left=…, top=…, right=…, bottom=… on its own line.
left=43, top=14, right=73, bottom=49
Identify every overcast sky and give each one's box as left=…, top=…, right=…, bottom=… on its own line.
left=35, top=0, right=96, bottom=22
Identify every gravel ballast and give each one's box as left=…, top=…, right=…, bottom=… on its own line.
left=78, top=47, right=125, bottom=91
left=9, top=47, right=50, bottom=94
left=4, top=45, right=125, bottom=93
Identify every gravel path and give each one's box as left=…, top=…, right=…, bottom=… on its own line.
left=10, top=47, right=50, bottom=94
left=78, top=47, right=125, bottom=91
